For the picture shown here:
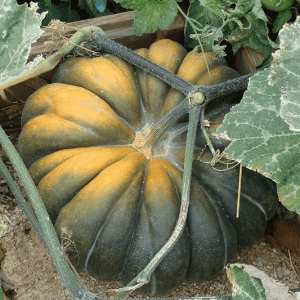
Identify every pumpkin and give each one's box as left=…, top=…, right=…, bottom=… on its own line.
left=18, top=39, right=278, bottom=296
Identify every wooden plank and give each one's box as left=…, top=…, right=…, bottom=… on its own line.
left=234, top=47, right=265, bottom=75
left=29, top=11, right=186, bottom=60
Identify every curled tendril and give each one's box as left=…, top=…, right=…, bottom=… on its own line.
left=197, top=102, right=240, bottom=172
left=198, top=147, right=239, bottom=171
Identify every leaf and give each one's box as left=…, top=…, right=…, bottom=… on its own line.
left=227, top=265, right=266, bottom=300
left=82, top=0, right=102, bottom=16
left=215, top=17, right=300, bottom=214
left=228, top=264, right=297, bottom=300
left=270, top=18, right=300, bottom=132
left=200, top=0, right=228, bottom=17
left=184, top=0, right=223, bottom=52
left=184, top=0, right=277, bottom=57
left=115, top=0, right=178, bottom=36
left=37, top=0, right=62, bottom=26
left=228, top=12, right=275, bottom=57
left=272, top=9, right=293, bottom=33
left=0, top=0, right=46, bottom=87
left=57, top=2, right=81, bottom=23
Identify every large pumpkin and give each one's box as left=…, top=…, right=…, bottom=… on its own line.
left=18, top=39, right=278, bottom=295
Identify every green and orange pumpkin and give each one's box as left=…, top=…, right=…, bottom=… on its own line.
left=18, top=39, right=278, bottom=295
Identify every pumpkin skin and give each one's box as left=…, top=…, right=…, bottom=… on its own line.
left=18, top=39, right=278, bottom=296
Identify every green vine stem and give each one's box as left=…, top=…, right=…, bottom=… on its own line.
left=0, top=26, right=105, bottom=94
left=113, top=105, right=202, bottom=298
left=175, top=2, right=211, bottom=76
left=0, top=158, right=44, bottom=241
left=0, top=126, right=101, bottom=300
left=199, top=71, right=258, bottom=104
left=88, top=30, right=195, bottom=96
left=89, top=29, right=257, bottom=107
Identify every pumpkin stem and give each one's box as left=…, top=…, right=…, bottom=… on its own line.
left=133, top=91, right=207, bottom=159
left=136, top=96, right=192, bottom=155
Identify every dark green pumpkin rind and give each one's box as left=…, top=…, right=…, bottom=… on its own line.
left=169, top=106, right=278, bottom=251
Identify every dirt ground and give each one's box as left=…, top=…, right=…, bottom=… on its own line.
left=1, top=127, right=300, bottom=300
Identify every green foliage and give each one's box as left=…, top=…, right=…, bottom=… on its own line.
left=184, top=0, right=278, bottom=56
left=114, top=0, right=181, bottom=36
left=56, top=2, right=81, bottom=23
left=37, top=0, right=113, bottom=26
left=227, top=265, right=266, bottom=300
left=216, top=16, right=300, bottom=214
left=272, top=9, right=293, bottom=33
left=38, top=0, right=63, bottom=26
left=0, top=0, right=46, bottom=87
left=261, top=0, right=294, bottom=12
left=271, top=17, right=300, bottom=132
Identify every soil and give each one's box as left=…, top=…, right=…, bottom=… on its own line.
left=1, top=127, right=300, bottom=300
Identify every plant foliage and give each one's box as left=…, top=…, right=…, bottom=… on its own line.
left=35, top=0, right=114, bottom=26
left=184, top=0, right=278, bottom=56
left=216, top=16, right=300, bottom=214
left=114, top=0, right=182, bottom=36
left=227, top=263, right=298, bottom=300
left=0, top=0, right=46, bottom=88
left=227, top=265, right=266, bottom=300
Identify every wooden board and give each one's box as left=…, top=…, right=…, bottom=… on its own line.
left=234, top=46, right=265, bottom=75
left=29, top=11, right=186, bottom=59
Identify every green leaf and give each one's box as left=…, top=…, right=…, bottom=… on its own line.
left=37, top=0, right=62, bottom=26
left=78, top=0, right=86, bottom=9
left=184, top=0, right=276, bottom=57
left=273, top=9, right=293, bottom=33
left=228, top=12, right=274, bottom=58
left=200, top=0, right=228, bottom=17
left=227, top=265, right=266, bottom=300
left=115, top=0, right=178, bottom=36
left=184, top=0, right=223, bottom=51
left=271, top=17, right=300, bottom=132
left=216, top=17, right=300, bottom=213
left=0, top=0, right=46, bottom=87
left=228, top=264, right=297, bottom=299
left=114, top=0, right=143, bottom=10
left=57, top=2, right=81, bottom=23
